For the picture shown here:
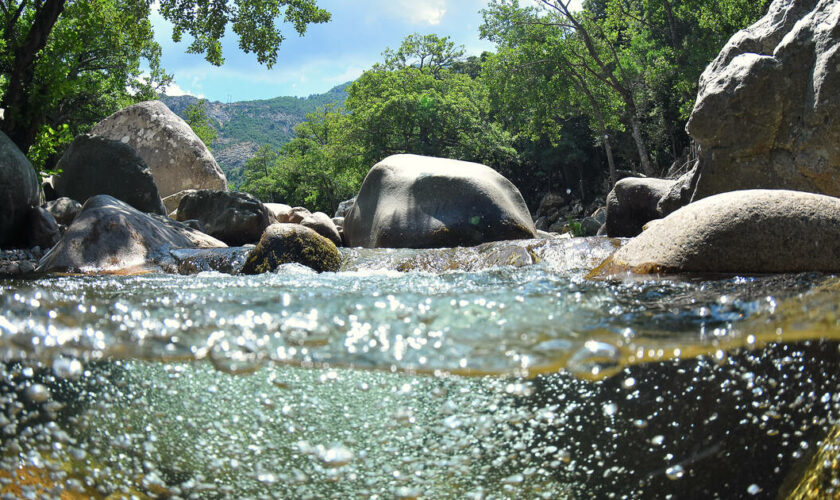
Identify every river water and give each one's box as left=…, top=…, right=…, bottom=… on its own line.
left=1, top=237, right=840, bottom=498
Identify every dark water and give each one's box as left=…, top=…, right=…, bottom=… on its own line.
left=1, top=237, right=839, bottom=498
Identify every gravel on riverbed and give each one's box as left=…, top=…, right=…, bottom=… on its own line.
left=0, top=247, right=44, bottom=277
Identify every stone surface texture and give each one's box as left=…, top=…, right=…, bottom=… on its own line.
left=44, top=197, right=83, bottom=226
left=53, top=134, right=166, bottom=215
left=344, top=154, right=536, bottom=248
left=0, top=131, right=40, bottom=247
left=91, top=100, right=227, bottom=198
left=602, top=190, right=840, bottom=274
left=241, top=223, right=340, bottom=274
left=605, top=177, right=677, bottom=237
left=686, top=0, right=840, bottom=200
left=38, top=195, right=225, bottom=273
left=175, top=190, right=274, bottom=246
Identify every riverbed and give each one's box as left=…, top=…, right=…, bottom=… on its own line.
left=1, top=237, right=839, bottom=497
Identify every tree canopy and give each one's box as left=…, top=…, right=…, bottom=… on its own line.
left=0, top=0, right=330, bottom=156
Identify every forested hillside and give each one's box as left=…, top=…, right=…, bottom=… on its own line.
left=160, top=83, right=349, bottom=185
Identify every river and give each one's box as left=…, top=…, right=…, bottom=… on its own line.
left=1, top=237, right=839, bottom=498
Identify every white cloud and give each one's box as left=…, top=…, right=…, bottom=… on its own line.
left=162, top=81, right=204, bottom=99
left=387, top=0, right=448, bottom=25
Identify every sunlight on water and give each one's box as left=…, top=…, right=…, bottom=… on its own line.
left=1, top=238, right=840, bottom=497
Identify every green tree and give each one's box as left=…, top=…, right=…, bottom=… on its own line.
left=0, top=0, right=330, bottom=156
left=184, top=99, right=217, bottom=149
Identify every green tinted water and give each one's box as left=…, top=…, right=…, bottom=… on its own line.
left=1, top=238, right=839, bottom=498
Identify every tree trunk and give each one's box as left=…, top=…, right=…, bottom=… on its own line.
left=662, top=0, right=680, bottom=50
left=0, top=0, right=66, bottom=153
left=628, top=111, right=654, bottom=176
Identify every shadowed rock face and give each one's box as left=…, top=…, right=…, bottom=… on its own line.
left=38, top=195, right=225, bottom=273
left=0, top=131, right=39, bottom=248
left=175, top=190, right=274, bottom=246
left=687, top=0, right=840, bottom=200
left=53, top=134, right=166, bottom=215
left=596, top=189, right=840, bottom=275
left=344, top=154, right=536, bottom=249
left=91, top=100, right=227, bottom=198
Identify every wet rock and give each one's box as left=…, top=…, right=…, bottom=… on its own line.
left=345, top=154, right=536, bottom=248
left=44, top=197, right=82, bottom=226
left=175, top=190, right=274, bottom=246
left=687, top=0, right=840, bottom=200
left=596, top=189, right=840, bottom=275
left=52, top=134, right=166, bottom=215
left=241, top=223, right=340, bottom=274
left=0, top=131, right=40, bottom=247
left=579, top=217, right=602, bottom=237
left=169, top=247, right=252, bottom=275
left=91, top=100, right=227, bottom=198
left=25, top=207, right=60, bottom=249
left=605, top=177, right=676, bottom=237
left=334, top=197, right=356, bottom=218
left=37, top=195, right=225, bottom=273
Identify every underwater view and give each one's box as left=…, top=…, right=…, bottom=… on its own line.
left=1, top=237, right=840, bottom=498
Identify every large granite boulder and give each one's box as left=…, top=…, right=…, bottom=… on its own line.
left=686, top=0, right=840, bottom=200
left=53, top=134, right=166, bottom=215
left=241, top=223, right=340, bottom=274
left=90, top=100, right=227, bottom=198
left=37, top=195, right=225, bottom=273
left=0, top=131, right=40, bottom=247
left=344, top=154, right=536, bottom=248
left=605, top=177, right=676, bottom=237
left=175, top=190, right=274, bottom=246
left=595, top=190, right=840, bottom=275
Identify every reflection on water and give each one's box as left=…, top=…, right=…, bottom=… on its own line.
left=1, top=238, right=839, bottom=497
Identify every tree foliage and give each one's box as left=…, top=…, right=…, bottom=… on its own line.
left=184, top=99, right=217, bottom=149
left=0, top=0, right=330, bottom=163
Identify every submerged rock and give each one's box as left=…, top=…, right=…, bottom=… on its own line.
left=594, top=189, right=840, bottom=275
left=0, top=131, right=40, bottom=248
left=241, top=223, right=340, bottom=274
left=52, top=134, right=166, bottom=215
left=687, top=0, right=840, bottom=200
left=38, top=195, right=225, bottom=273
left=175, top=190, right=274, bottom=246
left=169, top=247, right=252, bottom=275
left=344, top=154, right=536, bottom=248
left=91, top=100, right=227, bottom=198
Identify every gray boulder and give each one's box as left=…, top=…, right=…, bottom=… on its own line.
left=53, top=134, right=166, bottom=215
left=0, top=131, right=40, bottom=247
left=91, top=100, right=227, bottom=198
left=175, top=190, right=274, bottom=246
left=25, top=207, right=60, bottom=249
left=334, top=197, right=356, bottom=218
left=241, top=223, right=340, bottom=274
left=162, top=189, right=197, bottom=215
left=686, top=0, right=840, bottom=200
left=300, top=211, right=342, bottom=246
left=605, top=177, right=676, bottom=237
left=44, top=197, right=82, bottom=226
left=38, top=195, right=225, bottom=273
left=597, top=190, right=840, bottom=275
left=344, top=154, right=536, bottom=248
left=265, top=203, right=293, bottom=222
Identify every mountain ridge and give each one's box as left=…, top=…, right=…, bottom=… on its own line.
left=160, top=82, right=350, bottom=186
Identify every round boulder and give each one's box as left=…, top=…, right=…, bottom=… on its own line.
left=241, top=223, right=340, bottom=274
left=175, top=190, right=274, bottom=246
left=90, top=100, right=227, bottom=198
left=300, top=211, right=342, bottom=246
left=344, top=154, right=536, bottom=248
left=43, top=197, right=83, bottom=226
left=605, top=177, right=677, bottom=237
left=0, top=131, right=40, bottom=247
left=596, top=189, right=840, bottom=275
left=53, top=134, right=166, bottom=214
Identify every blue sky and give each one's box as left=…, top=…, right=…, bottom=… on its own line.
left=153, top=0, right=494, bottom=101
left=152, top=0, right=581, bottom=102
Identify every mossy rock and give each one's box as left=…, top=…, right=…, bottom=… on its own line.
left=241, top=223, right=340, bottom=274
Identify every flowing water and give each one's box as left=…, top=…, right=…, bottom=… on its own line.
left=1, top=237, right=840, bottom=498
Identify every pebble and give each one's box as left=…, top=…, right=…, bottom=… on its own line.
left=0, top=248, right=41, bottom=276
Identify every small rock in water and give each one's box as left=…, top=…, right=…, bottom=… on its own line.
left=24, top=383, right=50, bottom=403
